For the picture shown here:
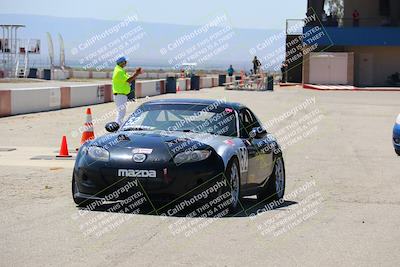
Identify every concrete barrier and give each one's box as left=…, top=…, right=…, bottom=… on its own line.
left=27, top=67, right=186, bottom=81
left=0, top=90, right=12, bottom=117
left=135, top=79, right=166, bottom=98
left=37, top=69, right=44, bottom=79
left=177, top=78, right=191, bottom=91
left=70, top=84, right=107, bottom=107
left=49, top=69, right=183, bottom=80
left=212, top=77, right=218, bottom=87
left=186, top=78, right=191, bottom=90
left=71, top=70, right=90, bottom=79
left=200, top=77, right=213, bottom=88
left=0, top=74, right=221, bottom=117
left=0, top=83, right=113, bottom=117
left=0, top=87, right=60, bottom=116
left=52, top=69, right=69, bottom=80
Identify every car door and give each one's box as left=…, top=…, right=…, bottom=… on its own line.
left=239, top=108, right=274, bottom=185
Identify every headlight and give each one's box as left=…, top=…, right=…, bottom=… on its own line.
left=174, top=150, right=211, bottom=164
left=87, top=146, right=109, bottom=162
left=396, top=114, right=400, bottom=124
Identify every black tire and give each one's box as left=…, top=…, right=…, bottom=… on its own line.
left=396, top=150, right=400, bottom=156
left=257, top=155, right=285, bottom=202
left=72, top=176, right=95, bottom=208
left=224, top=157, right=241, bottom=213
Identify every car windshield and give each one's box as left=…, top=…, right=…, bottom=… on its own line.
left=122, top=103, right=237, bottom=137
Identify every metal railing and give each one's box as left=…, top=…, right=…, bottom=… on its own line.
left=286, top=17, right=399, bottom=35
left=0, top=38, right=41, bottom=54
left=320, top=17, right=399, bottom=27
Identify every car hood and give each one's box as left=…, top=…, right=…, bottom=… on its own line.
left=91, top=130, right=237, bottom=156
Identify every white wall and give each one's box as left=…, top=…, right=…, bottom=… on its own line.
left=177, top=78, right=190, bottom=91
left=11, top=87, right=60, bottom=115
left=200, top=77, right=213, bottom=88
left=72, top=70, right=90, bottom=79
left=70, top=85, right=104, bottom=107
left=52, top=69, right=69, bottom=80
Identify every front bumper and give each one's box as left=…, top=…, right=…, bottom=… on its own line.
left=73, top=152, right=225, bottom=203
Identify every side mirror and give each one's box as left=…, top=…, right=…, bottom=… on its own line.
left=105, top=122, right=120, bottom=133
left=249, top=127, right=267, bottom=139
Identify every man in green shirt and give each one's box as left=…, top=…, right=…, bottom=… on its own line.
left=112, top=56, right=142, bottom=126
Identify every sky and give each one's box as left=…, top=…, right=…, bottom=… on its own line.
left=0, top=0, right=307, bottom=30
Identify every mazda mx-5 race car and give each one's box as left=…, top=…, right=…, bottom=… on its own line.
left=393, top=114, right=400, bottom=156
left=72, top=99, right=285, bottom=214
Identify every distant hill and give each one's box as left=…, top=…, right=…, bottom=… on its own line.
left=0, top=14, right=285, bottom=70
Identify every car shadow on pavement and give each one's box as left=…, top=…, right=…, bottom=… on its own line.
left=77, top=197, right=297, bottom=218
left=233, top=198, right=298, bottom=217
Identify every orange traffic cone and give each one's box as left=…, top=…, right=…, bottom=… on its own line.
left=80, top=108, right=95, bottom=145
left=57, top=135, right=72, bottom=158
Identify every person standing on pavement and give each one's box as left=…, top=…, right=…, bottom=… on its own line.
left=252, top=56, right=261, bottom=74
left=281, top=61, right=288, bottom=83
left=112, top=56, right=142, bottom=126
left=352, top=9, right=360, bottom=27
left=227, top=65, right=234, bottom=77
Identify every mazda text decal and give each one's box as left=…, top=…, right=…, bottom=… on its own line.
left=118, top=169, right=157, bottom=178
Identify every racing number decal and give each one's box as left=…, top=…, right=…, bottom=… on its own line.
left=238, top=147, right=248, bottom=173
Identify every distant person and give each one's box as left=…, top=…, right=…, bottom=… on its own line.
left=327, top=13, right=333, bottom=26
left=352, top=9, right=360, bottom=27
left=281, top=61, right=288, bottom=83
left=252, top=56, right=261, bottom=74
left=112, top=56, right=142, bottom=126
left=227, top=65, right=234, bottom=77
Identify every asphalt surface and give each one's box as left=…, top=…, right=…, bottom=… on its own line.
left=1, top=86, right=399, bottom=266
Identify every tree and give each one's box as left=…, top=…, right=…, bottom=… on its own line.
left=324, top=0, right=344, bottom=18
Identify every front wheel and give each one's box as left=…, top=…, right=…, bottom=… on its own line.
left=396, top=149, right=400, bottom=156
left=225, top=158, right=241, bottom=213
left=257, top=156, right=285, bottom=201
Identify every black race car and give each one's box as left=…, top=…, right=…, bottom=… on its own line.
left=72, top=99, right=285, bottom=214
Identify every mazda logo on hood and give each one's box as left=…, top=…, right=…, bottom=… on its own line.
left=133, top=153, right=146, bottom=163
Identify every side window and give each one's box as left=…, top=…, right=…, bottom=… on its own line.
left=239, top=108, right=260, bottom=138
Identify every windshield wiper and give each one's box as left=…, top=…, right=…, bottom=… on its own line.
left=123, top=126, right=154, bottom=131
left=175, top=129, right=199, bottom=133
